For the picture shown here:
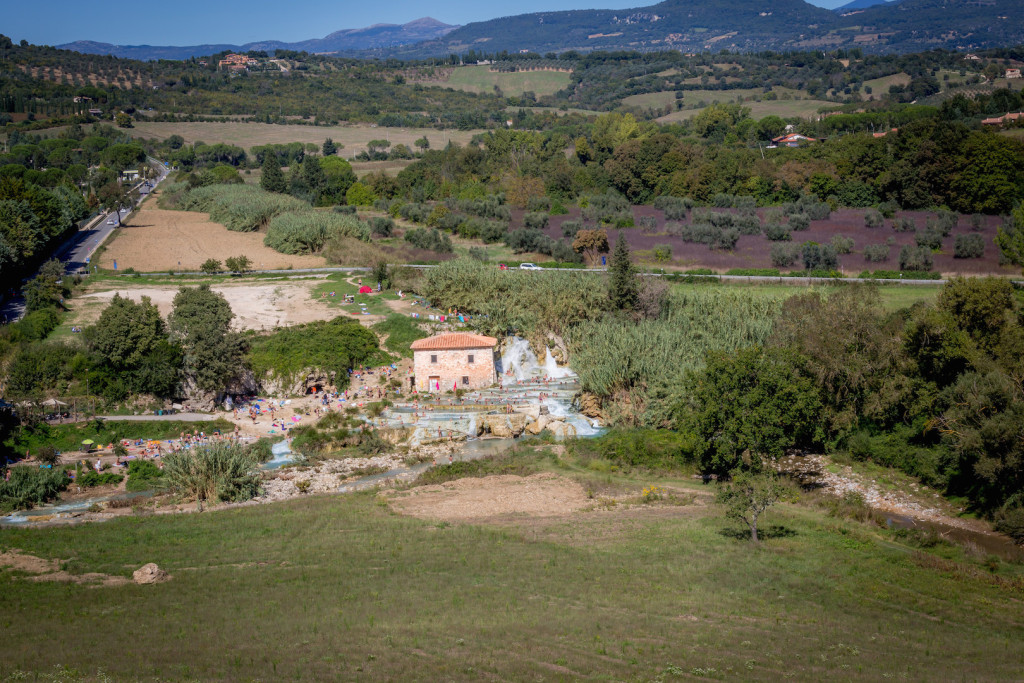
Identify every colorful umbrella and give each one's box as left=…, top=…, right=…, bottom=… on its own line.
left=358, top=286, right=373, bottom=294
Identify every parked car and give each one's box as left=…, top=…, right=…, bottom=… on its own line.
left=519, top=263, right=541, bottom=270
left=498, top=263, right=508, bottom=270
left=106, top=218, right=115, bottom=225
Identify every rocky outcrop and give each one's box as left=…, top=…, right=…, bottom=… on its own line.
left=546, top=421, right=577, bottom=440
left=512, top=404, right=548, bottom=421
left=479, top=413, right=528, bottom=438
left=525, top=414, right=551, bottom=435
left=575, top=391, right=604, bottom=422
left=133, top=563, right=170, bottom=585
left=259, top=368, right=338, bottom=397
left=545, top=333, right=569, bottom=365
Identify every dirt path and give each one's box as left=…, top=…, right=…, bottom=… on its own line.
left=0, top=549, right=131, bottom=587
left=779, top=454, right=993, bottom=535
left=71, top=279, right=337, bottom=332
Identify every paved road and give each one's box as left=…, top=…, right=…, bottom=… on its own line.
left=0, top=165, right=168, bottom=322
left=96, top=413, right=219, bottom=422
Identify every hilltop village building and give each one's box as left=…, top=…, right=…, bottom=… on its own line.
left=410, top=333, right=498, bottom=393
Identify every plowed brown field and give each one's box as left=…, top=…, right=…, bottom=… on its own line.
left=99, top=206, right=327, bottom=272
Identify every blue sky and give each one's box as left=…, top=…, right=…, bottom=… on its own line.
left=6, top=0, right=845, bottom=47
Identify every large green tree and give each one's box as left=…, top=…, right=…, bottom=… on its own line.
left=260, top=153, right=287, bottom=194
left=85, top=294, right=180, bottom=399
left=607, top=232, right=638, bottom=313
left=677, top=347, right=824, bottom=475
left=168, top=285, right=246, bottom=395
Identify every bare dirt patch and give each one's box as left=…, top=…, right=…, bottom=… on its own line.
left=72, top=279, right=337, bottom=332
left=0, top=549, right=131, bottom=587
left=389, top=472, right=591, bottom=522
left=99, top=203, right=327, bottom=272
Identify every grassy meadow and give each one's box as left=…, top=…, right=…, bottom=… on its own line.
left=1, top=454, right=1022, bottom=681
left=443, top=65, right=572, bottom=97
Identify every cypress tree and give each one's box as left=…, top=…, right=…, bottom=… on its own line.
left=260, top=152, right=286, bottom=194
left=608, top=232, right=638, bottom=312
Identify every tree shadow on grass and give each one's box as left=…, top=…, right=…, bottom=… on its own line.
left=718, top=524, right=798, bottom=541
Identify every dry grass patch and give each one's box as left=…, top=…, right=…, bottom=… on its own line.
left=129, top=122, right=483, bottom=158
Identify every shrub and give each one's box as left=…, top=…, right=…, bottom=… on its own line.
left=224, top=255, right=252, bottom=273
left=878, top=201, right=898, bottom=219
left=561, top=220, right=582, bottom=238
left=770, top=243, right=802, bottom=267
left=126, top=459, right=164, bottom=491
left=716, top=228, right=740, bottom=251
left=0, top=466, right=70, bottom=511
left=403, top=227, right=453, bottom=253
left=892, top=216, right=916, bottom=233
left=830, top=234, right=855, bottom=254
left=915, top=228, right=944, bottom=251
left=953, top=233, right=985, bottom=259
left=928, top=210, right=958, bottom=236
left=788, top=214, right=811, bottom=231
left=368, top=217, right=394, bottom=237
left=655, top=196, right=689, bottom=221
left=733, top=212, right=762, bottom=235
left=764, top=223, right=791, bottom=241
left=863, top=243, right=890, bottom=262
left=970, top=213, right=985, bottom=230
left=35, top=445, right=59, bottom=466
left=569, top=429, right=695, bottom=471
left=864, top=209, right=884, bottom=228
left=523, top=212, right=549, bottom=230
left=264, top=212, right=370, bottom=254
left=162, top=442, right=262, bottom=504
left=333, top=204, right=357, bottom=215
left=78, top=471, right=124, bottom=487
left=802, top=243, right=839, bottom=271
left=652, top=244, right=672, bottom=262
left=898, top=245, right=934, bottom=271
left=638, top=216, right=658, bottom=232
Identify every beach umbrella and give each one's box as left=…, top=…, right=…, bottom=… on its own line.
left=81, top=439, right=94, bottom=445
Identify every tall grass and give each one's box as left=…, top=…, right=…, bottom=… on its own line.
left=568, top=289, right=784, bottom=425
left=179, top=185, right=307, bottom=232
left=263, top=211, right=370, bottom=254
left=162, top=442, right=262, bottom=504
left=0, top=466, right=71, bottom=511
left=423, top=258, right=609, bottom=337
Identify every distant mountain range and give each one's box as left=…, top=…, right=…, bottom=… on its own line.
left=57, top=18, right=458, bottom=61
left=833, top=0, right=898, bottom=13
left=58, top=0, right=1024, bottom=61
left=380, top=0, right=1024, bottom=57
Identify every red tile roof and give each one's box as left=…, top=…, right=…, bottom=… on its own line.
left=411, top=333, right=498, bottom=351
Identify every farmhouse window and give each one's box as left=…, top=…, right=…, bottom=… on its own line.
left=462, top=376, right=470, bottom=386
left=467, top=354, right=475, bottom=364
left=430, top=354, right=437, bottom=364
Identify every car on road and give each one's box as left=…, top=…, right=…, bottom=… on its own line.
left=519, top=263, right=542, bottom=270
left=106, top=218, right=115, bottom=225
left=498, top=263, right=508, bottom=270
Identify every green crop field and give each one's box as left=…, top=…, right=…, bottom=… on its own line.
left=129, top=121, right=484, bottom=158
left=444, top=65, right=572, bottom=97
left=1, top=453, right=1022, bottom=681
left=862, top=72, right=912, bottom=93
left=657, top=98, right=840, bottom=122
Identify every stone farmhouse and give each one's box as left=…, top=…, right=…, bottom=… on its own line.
left=410, top=333, right=498, bottom=393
